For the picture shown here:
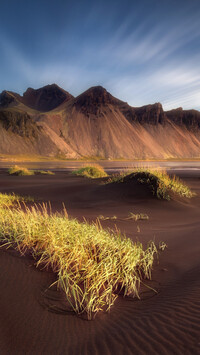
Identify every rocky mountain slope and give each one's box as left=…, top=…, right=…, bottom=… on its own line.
left=0, top=84, right=200, bottom=159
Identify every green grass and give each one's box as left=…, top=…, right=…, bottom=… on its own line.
left=72, top=164, right=108, bottom=178
left=8, top=165, right=55, bottom=176
left=107, top=168, right=194, bottom=200
left=0, top=195, right=158, bottom=319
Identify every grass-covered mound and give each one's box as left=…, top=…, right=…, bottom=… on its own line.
left=0, top=195, right=157, bottom=319
left=107, top=168, right=194, bottom=200
left=8, top=165, right=34, bottom=176
left=8, top=165, right=54, bottom=176
left=72, top=164, right=107, bottom=178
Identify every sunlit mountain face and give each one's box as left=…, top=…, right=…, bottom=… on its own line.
left=1, top=84, right=200, bottom=159
left=0, top=0, right=200, bottom=111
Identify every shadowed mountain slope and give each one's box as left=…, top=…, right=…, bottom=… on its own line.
left=166, top=107, right=200, bottom=128
left=0, top=108, right=79, bottom=158
left=0, top=85, right=200, bottom=159
left=0, top=84, right=73, bottom=112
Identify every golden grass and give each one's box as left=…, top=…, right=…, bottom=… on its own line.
left=0, top=192, right=34, bottom=207
left=8, top=165, right=54, bottom=176
left=72, top=164, right=108, bottom=178
left=8, top=165, right=34, bottom=176
left=99, top=213, right=149, bottom=221
left=0, top=152, right=200, bottom=163
left=35, top=170, right=55, bottom=175
left=0, top=194, right=157, bottom=319
left=0, top=154, right=71, bottom=162
left=107, top=168, right=194, bottom=200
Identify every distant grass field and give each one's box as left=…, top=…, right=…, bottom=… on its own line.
left=0, top=193, right=158, bottom=319
left=0, top=154, right=71, bottom=162
left=1, top=153, right=200, bottom=163
left=107, top=168, right=194, bottom=200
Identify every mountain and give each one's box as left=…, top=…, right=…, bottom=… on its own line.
left=0, top=84, right=200, bottom=159
left=0, top=84, right=73, bottom=112
left=0, top=85, right=78, bottom=158
left=165, top=107, right=200, bottom=128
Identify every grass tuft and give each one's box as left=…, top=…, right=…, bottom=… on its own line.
left=72, top=164, right=107, bottom=179
left=0, top=195, right=157, bottom=319
left=159, top=241, right=167, bottom=251
left=107, top=168, right=194, bottom=200
left=35, top=170, right=55, bottom=175
left=8, top=165, right=54, bottom=176
left=8, top=165, right=34, bottom=176
left=0, top=192, right=34, bottom=207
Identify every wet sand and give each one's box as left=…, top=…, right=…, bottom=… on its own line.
left=0, top=169, right=199, bottom=354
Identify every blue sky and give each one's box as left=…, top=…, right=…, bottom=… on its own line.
left=1, top=0, right=200, bottom=110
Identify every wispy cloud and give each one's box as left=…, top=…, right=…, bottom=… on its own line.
left=0, top=38, right=29, bottom=74
left=106, top=61, right=200, bottom=111
left=0, top=1, right=200, bottom=111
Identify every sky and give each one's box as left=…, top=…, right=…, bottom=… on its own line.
left=1, top=0, right=200, bottom=110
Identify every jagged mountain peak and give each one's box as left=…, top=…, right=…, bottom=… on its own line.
left=76, top=85, right=122, bottom=104
left=22, top=84, right=73, bottom=112
left=0, top=83, right=200, bottom=159
left=23, top=83, right=68, bottom=96
left=0, top=84, right=74, bottom=112
left=166, top=106, right=200, bottom=127
left=73, top=85, right=123, bottom=115
left=0, top=90, right=21, bottom=108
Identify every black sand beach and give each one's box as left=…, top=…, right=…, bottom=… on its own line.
left=0, top=169, right=199, bottom=354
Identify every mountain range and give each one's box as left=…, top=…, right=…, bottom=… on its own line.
left=0, top=84, right=200, bottom=159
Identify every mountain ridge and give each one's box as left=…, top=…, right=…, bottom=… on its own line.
left=0, top=84, right=200, bottom=159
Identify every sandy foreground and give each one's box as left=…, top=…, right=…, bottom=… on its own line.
left=0, top=169, right=199, bottom=354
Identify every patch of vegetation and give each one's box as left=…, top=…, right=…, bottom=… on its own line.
left=125, top=212, right=149, bottom=221
left=0, top=192, right=34, bottom=207
left=0, top=196, right=158, bottom=319
left=106, top=171, right=128, bottom=184
left=35, top=170, right=55, bottom=175
left=107, top=168, right=194, bottom=200
left=72, top=164, right=108, bottom=178
left=99, top=215, right=117, bottom=220
left=0, top=154, right=72, bottom=162
left=8, top=165, right=54, bottom=176
left=159, top=241, right=167, bottom=251
left=8, top=165, right=34, bottom=176
left=99, top=213, right=149, bottom=221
